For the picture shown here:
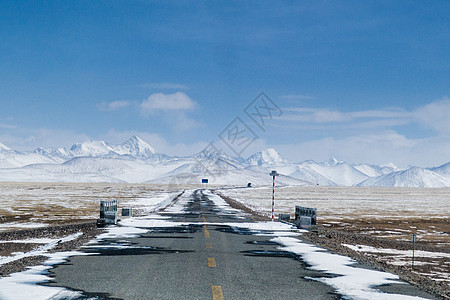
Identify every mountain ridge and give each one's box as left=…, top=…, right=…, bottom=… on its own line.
left=0, top=137, right=448, bottom=187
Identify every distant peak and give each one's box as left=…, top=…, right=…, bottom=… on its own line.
left=70, top=140, right=107, bottom=150
left=0, top=142, right=12, bottom=151
left=380, top=162, right=398, bottom=170
left=326, top=157, right=342, bottom=165
left=262, top=148, right=279, bottom=155
left=118, top=136, right=156, bottom=156
left=246, top=148, right=286, bottom=166
left=128, top=135, right=142, bottom=142
left=69, top=140, right=114, bottom=157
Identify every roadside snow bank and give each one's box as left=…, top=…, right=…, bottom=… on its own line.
left=0, top=248, right=92, bottom=300
left=273, top=236, right=429, bottom=300
left=0, top=233, right=82, bottom=266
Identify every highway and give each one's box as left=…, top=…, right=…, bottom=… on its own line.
left=46, top=190, right=437, bottom=300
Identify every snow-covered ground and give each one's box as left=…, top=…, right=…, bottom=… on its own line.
left=218, top=186, right=450, bottom=284
left=0, top=248, right=93, bottom=299
left=0, top=214, right=434, bottom=300
left=0, top=184, right=447, bottom=298
left=218, top=186, right=450, bottom=243
left=0, top=183, right=447, bottom=243
left=274, top=236, right=428, bottom=300
left=344, top=244, right=450, bottom=280
left=0, top=183, right=182, bottom=231
left=0, top=233, right=83, bottom=267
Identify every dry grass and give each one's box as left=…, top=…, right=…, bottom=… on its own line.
left=0, top=182, right=188, bottom=231
left=219, top=186, right=450, bottom=247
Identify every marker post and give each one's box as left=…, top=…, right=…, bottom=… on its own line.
left=269, top=170, right=279, bottom=221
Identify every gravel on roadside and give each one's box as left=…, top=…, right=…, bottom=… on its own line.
left=0, top=221, right=103, bottom=277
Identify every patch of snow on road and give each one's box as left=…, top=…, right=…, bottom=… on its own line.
left=121, top=191, right=181, bottom=214
left=94, top=215, right=189, bottom=241
left=273, top=236, right=429, bottom=300
left=96, top=225, right=148, bottom=240
left=163, top=189, right=195, bottom=213
left=119, top=216, right=189, bottom=229
left=203, top=190, right=243, bottom=215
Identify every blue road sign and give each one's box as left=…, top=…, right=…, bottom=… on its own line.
left=202, top=179, right=208, bottom=184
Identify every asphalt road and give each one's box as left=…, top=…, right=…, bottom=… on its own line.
left=46, top=190, right=437, bottom=300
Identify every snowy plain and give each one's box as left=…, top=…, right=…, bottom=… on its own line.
left=0, top=213, right=433, bottom=299
left=218, top=185, right=450, bottom=243
left=218, top=185, right=450, bottom=284
left=0, top=182, right=183, bottom=231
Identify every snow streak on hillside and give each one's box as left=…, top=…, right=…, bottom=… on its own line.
left=0, top=136, right=449, bottom=187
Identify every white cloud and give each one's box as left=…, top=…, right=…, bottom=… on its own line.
left=0, top=123, right=17, bottom=129
left=3, top=96, right=449, bottom=168
left=139, top=92, right=201, bottom=131
left=97, top=100, right=132, bottom=112
left=281, top=107, right=411, bottom=125
left=414, top=97, right=450, bottom=135
left=140, top=82, right=189, bottom=90
left=281, top=97, right=450, bottom=137
left=275, top=130, right=450, bottom=168
left=271, top=98, right=450, bottom=167
left=0, top=128, right=91, bottom=151
left=280, top=94, right=315, bottom=100
left=140, top=92, right=196, bottom=113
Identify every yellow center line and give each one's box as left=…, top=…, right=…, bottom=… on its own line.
left=205, top=242, right=212, bottom=249
left=204, top=225, right=210, bottom=238
left=208, top=257, right=216, bottom=267
left=202, top=216, right=207, bottom=222
left=211, top=286, right=224, bottom=300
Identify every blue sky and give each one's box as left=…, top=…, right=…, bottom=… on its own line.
left=0, top=1, right=449, bottom=167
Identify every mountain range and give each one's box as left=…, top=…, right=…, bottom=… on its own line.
left=0, top=136, right=449, bottom=187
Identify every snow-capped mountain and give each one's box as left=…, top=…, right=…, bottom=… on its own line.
left=51, top=136, right=158, bottom=159
left=0, top=137, right=160, bottom=169
left=147, top=153, right=309, bottom=186
left=286, top=165, right=337, bottom=186
left=0, top=137, right=449, bottom=187
left=0, top=146, right=63, bottom=168
left=430, top=162, right=450, bottom=176
left=358, top=167, right=450, bottom=188
left=69, top=140, right=116, bottom=157
left=34, top=147, right=73, bottom=161
left=111, top=135, right=156, bottom=157
left=0, top=142, right=12, bottom=152
left=301, top=158, right=369, bottom=186
left=246, top=148, right=288, bottom=166
left=353, top=163, right=398, bottom=177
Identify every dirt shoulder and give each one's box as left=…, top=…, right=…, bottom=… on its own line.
left=0, top=221, right=103, bottom=277
left=303, top=228, right=450, bottom=300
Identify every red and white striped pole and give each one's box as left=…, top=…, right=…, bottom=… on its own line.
left=272, top=175, right=275, bottom=221
left=270, top=170, right=278, bottom=222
